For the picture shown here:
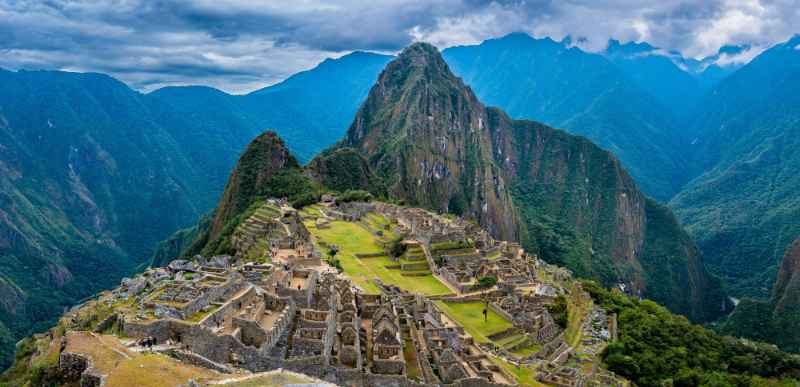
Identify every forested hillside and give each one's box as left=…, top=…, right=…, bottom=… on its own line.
left=671, top=35, right=800, bottom=299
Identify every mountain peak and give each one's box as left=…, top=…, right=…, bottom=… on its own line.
left=605, top=39, right=657, bottom=55
left=204, top=131, right=300, bottom=244
left=396, top=41, right=445, bottom=65
left=368, top=40, right=466, bottom=100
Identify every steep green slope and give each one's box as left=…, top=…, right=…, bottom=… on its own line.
left=720, top=237, right=800, bottom=353
left=584, top=281, right=800, bottom=386
left=0, top=69, right=229, bottom=367
left=330, top=43, right=519, bottom=241
left=671, top=35, right=800, bottom=299
left=442, top=33, right=687, bottom=200
left=183, top=131, right=321, bottom=257
left=311, top=42, right=728, bottom=322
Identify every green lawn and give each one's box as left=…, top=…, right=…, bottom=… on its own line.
left=490, top=356, right=546, bottom=387
left=305, top=219, right=451, bottom=296
left=403, top=338, right=421, bottom=381
left=509, top=343, right=542, bottom=358
left=363, top=213, right=397, bottom=239
left=434, top=301, right=513, bottom=343
left=495, top=333, right=526, bottom=348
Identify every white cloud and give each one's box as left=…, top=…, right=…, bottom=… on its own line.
left=714, top=46, right=766, bottom=66
left=0, top=0, right=798, bottom=92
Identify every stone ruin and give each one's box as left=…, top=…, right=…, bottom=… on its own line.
left=86, top=199, right=625, bottom=386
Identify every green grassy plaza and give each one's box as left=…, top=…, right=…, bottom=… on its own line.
left=304, top=218, right=451, bottom=296
left=433, top=301, right=513, bottom=343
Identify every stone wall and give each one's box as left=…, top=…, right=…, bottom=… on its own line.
left=489, top=302, right=514, bottom=322
left=202, top=285, right=259, bottom=328
left=373, top=358, right=405, bottom=375
left=163, top=349, right=232, bottom=373
left=234, top=317, right=268, bottom=348
left=58, top=351, right=105, bottom=387
left=180, top=275, right=247, bottom=319
left=92, top=313, right=117, bottom=333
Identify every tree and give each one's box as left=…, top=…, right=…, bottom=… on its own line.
left=478, top=276, right=498, bottom=288
left=388, top=235, right=408, bottom=258
left=327, top=245, right=342, bottom=272
left=546, top=295, right=568, bottom=329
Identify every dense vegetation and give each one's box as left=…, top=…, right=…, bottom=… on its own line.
left=0, top=69, right=226, bottom=368
left=183, top=133, right=323, bottom=258
left=670, top=35, right=800, bottom=300
left=583, top=281, right=800, bottom=386
left=546, top=295, right=568, bottom=329
left=718, top=238, right=800, bottom=353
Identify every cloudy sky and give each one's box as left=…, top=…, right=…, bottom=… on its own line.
left=1, top=0, right=798, bottom=93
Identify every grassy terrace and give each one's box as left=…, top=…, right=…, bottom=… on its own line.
left=490, top=356, right=547, bottom=387
left=65, top=332, right=219, bottom=387
left=106, top=353, right=219, bottom=387
left=432, top=301, right=548, bottom=386
left=363, top=212, right=398, bottom=239
left=433, top=301, right=513, bottom=343
left=304, top=219, right=451, bottom=296
left=211, top=370, right=326, bottom=387
left=566, top=284, right=592, bottom=348
left=298, top=204, right=324, bottom=219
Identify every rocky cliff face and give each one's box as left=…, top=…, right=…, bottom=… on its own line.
left=311, top=43, right=727, bottom=322
left=337, top=43, right=519, bottom=241
left=773, top=238, right=800, bottom=313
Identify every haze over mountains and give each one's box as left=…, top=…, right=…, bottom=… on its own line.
left=2, top=31, right=800, bottom=366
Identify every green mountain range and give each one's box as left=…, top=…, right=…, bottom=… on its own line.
left=670, top=35, right=800, bottom=299
left=5, top=30, right=800, bottom=367
left=0, top=69, right=233, bottom=367
left=441, top=33, right=688, bottom=200
left=151, top=51, right=392, bottom=163
left=0, top=53, right=391, bottom=367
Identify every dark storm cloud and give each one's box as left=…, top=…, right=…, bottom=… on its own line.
left=0, top=0, right=797, bottom=93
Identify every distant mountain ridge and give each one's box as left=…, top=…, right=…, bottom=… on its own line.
left=442, top=33, right=689, bottom=200
left=0, top=52, right=393, bottom=368
left=5, top=30, right=798, bottom=369
left=151, top=51, right=393, bottom=162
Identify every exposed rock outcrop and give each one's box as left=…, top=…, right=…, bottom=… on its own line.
left=773, top=238, right=800, bottom=313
